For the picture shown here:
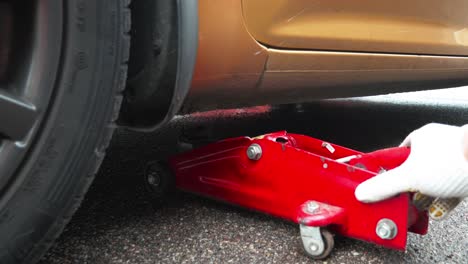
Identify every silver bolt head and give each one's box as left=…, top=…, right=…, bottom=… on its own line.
left=376, top=219, right=397, bottom=240
left=309, top=242, right=320, bottom=253
left=305, top=201, right=320, bottom=214
left=246, top=144, right=262, bottom=160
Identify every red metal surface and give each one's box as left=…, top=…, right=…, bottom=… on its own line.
left=169, top=131, right=428, bottom=250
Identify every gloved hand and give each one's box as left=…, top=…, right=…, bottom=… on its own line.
left=355, top=123, right=468, bottom=203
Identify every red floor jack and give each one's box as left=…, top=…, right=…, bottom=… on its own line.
left=150, top=131, right=430, bottom=259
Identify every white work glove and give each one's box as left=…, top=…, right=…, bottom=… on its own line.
left=355, top=123, right=468, bottom=203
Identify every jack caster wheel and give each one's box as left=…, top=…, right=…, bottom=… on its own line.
left=300, top=225, right=335, bottom=260
left=144, top=161, right=176, bottom=201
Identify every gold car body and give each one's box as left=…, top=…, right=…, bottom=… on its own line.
left=185, top=0, right=468, bottom=111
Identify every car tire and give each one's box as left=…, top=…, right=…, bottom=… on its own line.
left=0, top=0, right=130, bottom=263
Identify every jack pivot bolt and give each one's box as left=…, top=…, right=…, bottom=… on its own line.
left=376, top=218, right=397, bottom=240
left=246, top=143, right=262, bottom=160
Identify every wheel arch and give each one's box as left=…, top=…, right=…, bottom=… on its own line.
left=119, top=0, right=198, bottom=131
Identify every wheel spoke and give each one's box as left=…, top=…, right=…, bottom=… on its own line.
left=0, top=89, right=37, bottom=140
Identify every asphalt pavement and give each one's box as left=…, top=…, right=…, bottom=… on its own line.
left=41, top=88, right=468, bottom=264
